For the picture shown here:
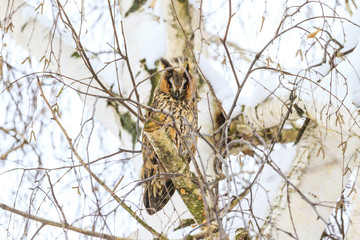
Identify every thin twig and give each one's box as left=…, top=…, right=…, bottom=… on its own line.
left=0, top=202, right=126, bottom=240
left=36, top=77, right=166, bottom=239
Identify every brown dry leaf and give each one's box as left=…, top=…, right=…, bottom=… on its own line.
left=149, top=0, right=157, bottom=9
left=0, top=56, right=3, bottom=78
left=307, top=28, right=322, bottom=39
left=259, top=16, right=265, bottom=32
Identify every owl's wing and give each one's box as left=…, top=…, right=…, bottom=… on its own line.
left=143, top=111, right=168, bottom=133
left=141, top=133, right=175, bottom=215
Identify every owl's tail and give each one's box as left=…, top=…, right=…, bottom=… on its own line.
left=143, top=179, right=175, bottom=215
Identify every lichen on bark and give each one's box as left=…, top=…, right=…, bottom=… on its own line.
left=144, top=126, right=207, bottom=225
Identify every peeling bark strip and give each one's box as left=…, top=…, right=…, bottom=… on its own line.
left=144, top=127, right=206, bottom=225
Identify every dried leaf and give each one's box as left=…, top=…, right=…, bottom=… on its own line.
left=5, top=22, right=14, bottom=33
left=266, top=57, right=273, bottom=68
left=307, top=28, right=322, bottom=39
left=29, top=130, right=37, bottom=143
left=0, top=56, right=3, bottom=78
left=149, top=0, right=157, bottom=9
left=21, top=57, right=31, bottom=65
left=72, top=186, right=81, bottom=195
left=259, top=16, right=265, bottom=32
left=35, top=3, right=44, bottom=14
left=295, top=49, right=303, bottom=61
left=56, top=85, right=65, bottom=98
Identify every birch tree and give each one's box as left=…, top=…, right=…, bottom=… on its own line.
left=1, top=0, right=359, bottom=239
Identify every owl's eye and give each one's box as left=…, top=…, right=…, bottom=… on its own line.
left=166, top=83, right=172, bottom=89
left=184, top=84, right=189, bottom=90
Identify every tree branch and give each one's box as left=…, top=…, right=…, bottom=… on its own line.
left=0, top=202, right=126, bottom=240
left=144, top=126, right=207, bottom=226
left=36, top=78, right=166, bottom=239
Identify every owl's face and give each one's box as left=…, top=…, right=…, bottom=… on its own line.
left=158, top=58, right=194, bottom=101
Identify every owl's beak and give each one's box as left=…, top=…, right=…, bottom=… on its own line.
left=174, top=89, right=180, bottom=100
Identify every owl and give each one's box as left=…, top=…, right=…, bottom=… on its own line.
left=141, top=58, right=198, bottom=215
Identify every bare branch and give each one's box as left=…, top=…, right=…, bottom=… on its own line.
left=0, top=202, right=126, bottom=240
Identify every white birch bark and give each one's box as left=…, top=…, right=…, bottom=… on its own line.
left=346, top=167, right=360, bottom=239
left=261, top=128, right=358, bottom=239
left=235, top=94, right=359, bottom=238
left=251, top=41, right=360, bottom=238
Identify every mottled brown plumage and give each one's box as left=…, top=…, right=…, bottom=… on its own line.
left=141, top=58, right=197, bottom=215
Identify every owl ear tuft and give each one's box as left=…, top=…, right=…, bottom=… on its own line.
left=183, top=57, right=190, bottom=72
left=160, top=58, right=172, bottom=69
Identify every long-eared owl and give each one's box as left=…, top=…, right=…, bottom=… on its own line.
left=141, top=58, right=198, bottom=215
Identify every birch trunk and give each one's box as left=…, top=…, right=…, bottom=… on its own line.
left=346, top=167, right=360, bottom=239
left=261, top=128, right=358, bottom=239
left=228, top=95, right=359, bottom=239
